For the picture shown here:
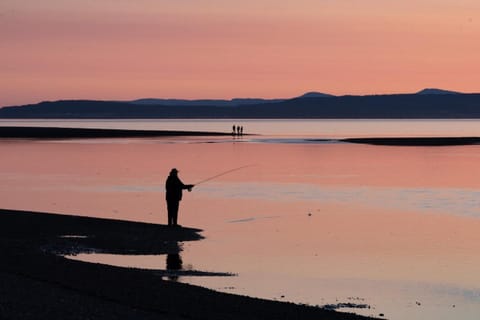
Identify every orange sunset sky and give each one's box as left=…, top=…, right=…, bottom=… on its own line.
left=1, top=0, right=479, bottom=106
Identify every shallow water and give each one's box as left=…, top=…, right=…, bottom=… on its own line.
left=2, top=119, right=480, bottom=319
left=3, top=118, right=480, bottom=137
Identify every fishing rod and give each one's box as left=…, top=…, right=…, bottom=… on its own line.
left=194, top=164, right=255, bottom=186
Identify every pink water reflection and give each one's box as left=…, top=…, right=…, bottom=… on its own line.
left=2, top=137, right=480, bottom=319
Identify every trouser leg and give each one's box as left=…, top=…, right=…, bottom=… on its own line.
left=167, top=201, right=179, bottom=226
left=172, top=202, right=179, bottom=225
left=167, top=201, right=173, bottom=226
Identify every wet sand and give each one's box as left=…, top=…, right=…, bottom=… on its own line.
left=0, top=209, right=375, bottom=320
left=0, top=126, right=232, bottom=138
left=342, top=137, right=480, bottom=146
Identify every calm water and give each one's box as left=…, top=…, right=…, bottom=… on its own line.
left=2, top=119, right=480, bottom=319
left=2, top=118, right=480, bottom=138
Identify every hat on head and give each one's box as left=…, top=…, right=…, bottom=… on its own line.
left=170, top=168, right=178, bottom=174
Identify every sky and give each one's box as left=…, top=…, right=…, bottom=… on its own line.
left=1, top=0, right=480, bottom=106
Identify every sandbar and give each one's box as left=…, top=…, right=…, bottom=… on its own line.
left=342, top=137, right=480, bottom=146
left=0, top=126, right=232, bottom=138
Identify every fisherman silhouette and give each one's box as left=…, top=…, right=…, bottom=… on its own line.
left=165, top=168, right=194, bottom=227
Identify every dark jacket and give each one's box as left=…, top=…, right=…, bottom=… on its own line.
left=165, top=174, right=189, bottom=202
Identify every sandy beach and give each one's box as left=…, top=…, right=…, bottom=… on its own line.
left=0, top=209, right=375, bottom=320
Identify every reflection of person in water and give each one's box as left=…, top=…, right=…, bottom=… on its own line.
left=165, top=168, right=194, bottom=227
left=167, top=253, right=183, bottom=270
left=166, top=253, right=183, bottom=281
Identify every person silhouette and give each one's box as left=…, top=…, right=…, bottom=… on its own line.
left=165, top=168, right=194, bottom=227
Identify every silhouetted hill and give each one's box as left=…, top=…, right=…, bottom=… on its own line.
left=0, top=100, right=239, bottom=118
left=415, top=88, right=461, bottom=95
left=299, top=92, right=335, bottom=98
left=130, top=97, right=285, bottom=106
left=2, top=91, right=480, bottom=119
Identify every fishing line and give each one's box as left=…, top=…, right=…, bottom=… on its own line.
left=194, top=164, right=255, bottom=186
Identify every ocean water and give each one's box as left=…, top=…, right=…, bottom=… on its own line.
left=2, top=119, right=480, bottom=319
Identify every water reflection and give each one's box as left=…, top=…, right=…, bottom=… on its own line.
left=5, top=126, right=480, bottom=320
left=166, top=253, right=183, bottom=281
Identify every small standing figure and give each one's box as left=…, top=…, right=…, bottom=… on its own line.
left=239, top=126, right=243, bottom=136
left=165, top=168, right=194, bottom=227
left=236, top=125, right=241, bottom=136
left=232, top=125, right=237, bottom=136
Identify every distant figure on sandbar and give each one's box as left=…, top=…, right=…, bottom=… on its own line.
left=239, top=126, right=243, bottom=136
left=166, top=253, right=183, bottom=281
left=165, top=168, right=194, bottom=227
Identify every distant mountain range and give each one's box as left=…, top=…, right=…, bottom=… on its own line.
left=2, top=88, right=480, bottom=119
left=130, top=97, right=285, bottom=107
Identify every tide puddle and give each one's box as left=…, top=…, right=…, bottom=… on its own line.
left=64, top=252, right=234, bottom=280
left=65, top=252, right=174, bottom=270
